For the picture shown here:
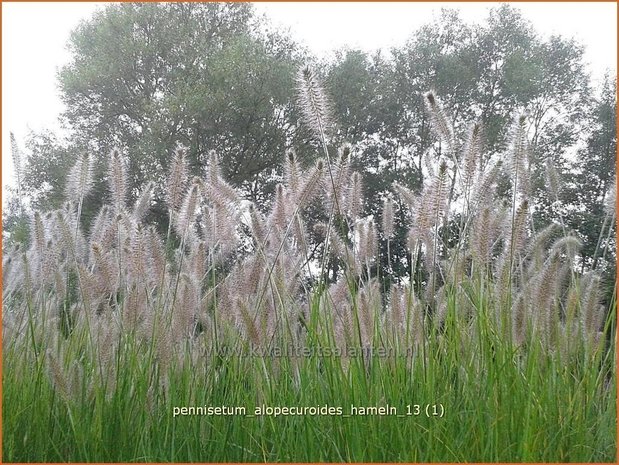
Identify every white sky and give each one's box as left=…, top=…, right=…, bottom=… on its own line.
left=2, top=2, right=617, bottom=205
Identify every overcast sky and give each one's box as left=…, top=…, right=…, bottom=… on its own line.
left=2, top=2, right=617, bottom=203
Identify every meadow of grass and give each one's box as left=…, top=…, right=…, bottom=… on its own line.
left=2, top=68, right=617, bottom=462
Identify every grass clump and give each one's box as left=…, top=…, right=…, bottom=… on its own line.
left=2, top=71, right=616, bottom=462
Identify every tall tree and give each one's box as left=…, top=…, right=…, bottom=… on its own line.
left=567, top=73, right=617, bottom=274
left=27, top=2, right=303, bottom=219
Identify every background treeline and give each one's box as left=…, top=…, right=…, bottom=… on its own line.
left=5, top=2, right=616, bottom=292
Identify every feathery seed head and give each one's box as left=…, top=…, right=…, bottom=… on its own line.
left=381, top=197, right=395, bottom=238
left=512, top=293, right=528, bottom=346
left=175, top=180, right=201, bottom=237
left=207, top=150, right=221, bottom=180
left=549, top=235, right=582, bottom=262
left=424, top=91, right=454, bottom=151
left=166, top=147, right=189, bottom=213
left=297, top=65, right=333, bottom=140
left=89, top=205, right=112, bottom=250
left=545, top=159, right=561, bottom=201
left=203, top=151, right=240, bottom=209
left=108, top=148, right=127, bottom=212
left=355, top=218, right=378, bottom=267
left=249, top=202, right=268, bottom=247
left=462, top=122, right=483, bottom=188
left=32, top=211, right=46, bottom=257
left=507, top=112, right=530, bottom=196
left=10, top=132, right=23, bottom=185
left=46, top=350, right=71, bottom=400
left=393, top=181, right=417, bottom=214
left=417, top=159, right=449, bottom=236
left=295, top=160, right=323, bottom=207
left=66, top=153, right=94, bottom=203
left=503, top=199, right=529, bottom=259
left=347, top=172, right=363, bottom=220
left=133, top=181, right=154, bottom=222
left=129, top=224, right=148, bottom=281
left=55, top=210, right=76, bottom=256
left=605, top=177, right=616, bottom=216
left=284, top=149, right=301, bottom=194
left=581, top=273, right=603, bottom=334
left=147, top=226, right=166, bottom=285
left=471, top=206, right=498, bottom=268
left=270, top=183, right=288, bottom=231
left=92, top=241, right=119, bottom=293
left=366, top=219, right=378, bottom=260
left=526, top=223, right=559, bottom=265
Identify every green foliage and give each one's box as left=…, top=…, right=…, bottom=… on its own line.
left=312, top=6, right=599, bottom=284
left=567, top=74, right=617, bottom=295
left=3, top=80, right=616, bottom=461
left=50, top=3, right=305, bottom=213
left=2, top=191, right=30, bottom=249
left=4, top=296, right=616, bottom=462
